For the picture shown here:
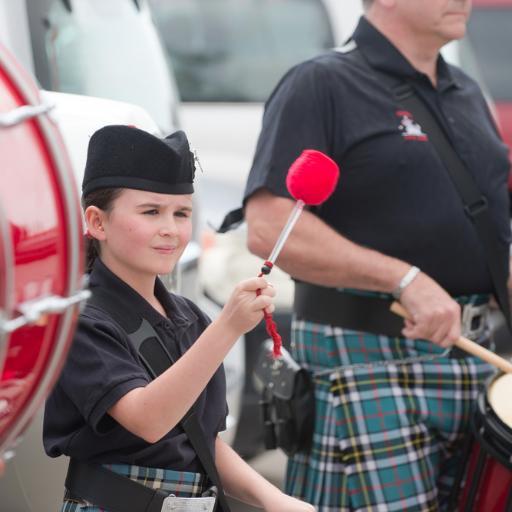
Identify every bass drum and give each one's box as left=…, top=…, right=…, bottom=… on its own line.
left=0, top=42, right=86, bottom=458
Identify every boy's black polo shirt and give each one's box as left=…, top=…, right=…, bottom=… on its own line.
left=245, top=17, right=511, bottom=296
left=43, top=259, right=227, bottom=472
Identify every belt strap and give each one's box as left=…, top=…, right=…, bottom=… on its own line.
left=294, top=282, right=490, bottom=349
left=294, top=282, right=404, bottom=337
left=66, top=459, right=168, bottom=512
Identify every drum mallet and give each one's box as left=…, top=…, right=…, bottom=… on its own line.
left=257, top=150, right=340, bottom=357
left=391, top=301, right=512, bottom=373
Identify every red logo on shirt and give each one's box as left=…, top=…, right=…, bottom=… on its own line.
left=396, top=110, right=428, bottom=141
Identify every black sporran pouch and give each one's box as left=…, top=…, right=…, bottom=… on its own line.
left=253, top=339, right=315, bottom=456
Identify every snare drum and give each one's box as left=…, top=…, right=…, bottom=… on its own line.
left=0, top=43, right=87, bottom=457
left=458, top=372, right=512, bottom=511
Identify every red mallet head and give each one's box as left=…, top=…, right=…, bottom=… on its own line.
left=286, top=149, right=339, bottom=205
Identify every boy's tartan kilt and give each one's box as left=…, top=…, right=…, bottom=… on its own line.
left=285, top=315, right=494, bottom=512
left=61, top=463, right=209, bottom=511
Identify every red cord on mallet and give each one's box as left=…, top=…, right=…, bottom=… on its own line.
left=257, top=149, right=340, bottom=357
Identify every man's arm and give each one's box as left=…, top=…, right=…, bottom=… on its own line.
left=246, top=189, right=461, bottom=347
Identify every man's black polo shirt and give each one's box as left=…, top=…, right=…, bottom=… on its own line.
left=43, top=259, right=227, bottom=471
left=245, top=17, right=510, bottom=296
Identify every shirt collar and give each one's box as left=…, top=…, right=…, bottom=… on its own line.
left=352, top=16, right=460, bottom=91
left=88, top=258, right=196, bottom=330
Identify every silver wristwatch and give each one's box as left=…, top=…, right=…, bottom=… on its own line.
left=391, top=266, right=420, bottom=300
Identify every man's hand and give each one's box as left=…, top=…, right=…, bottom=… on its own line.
left=399, top=271, right=461, bottom=348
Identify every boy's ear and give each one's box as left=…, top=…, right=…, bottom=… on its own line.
left=84, top=206, right=106, bottom=241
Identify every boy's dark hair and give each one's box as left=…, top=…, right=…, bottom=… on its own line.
left=82, top=188, right=123, bottom=273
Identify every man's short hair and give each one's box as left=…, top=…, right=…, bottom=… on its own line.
left=362, top=0, right=374, bottom=9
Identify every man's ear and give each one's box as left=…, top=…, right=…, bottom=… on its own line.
left=84, top=206, right=107, bottom=241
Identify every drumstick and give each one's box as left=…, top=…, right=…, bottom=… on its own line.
left=258, top=150, right=340, bottom=356
left=390, top=301, right=512, bottom=373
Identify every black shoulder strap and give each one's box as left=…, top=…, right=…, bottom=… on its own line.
left=391, top=83, right=511, bottom=330
left=87, top=290, right=232, bottom=512
left=351, top=45, right=511, bottom=330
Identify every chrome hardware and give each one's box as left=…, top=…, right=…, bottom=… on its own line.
left=0, top=102, right=55, bottom=128
left=1, top=290, right=91, bottom=334
left=161, top=495, right=216, bottom=512
left=461, top=303, right=489, bottom=340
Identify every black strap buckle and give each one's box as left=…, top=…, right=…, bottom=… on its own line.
left=464, top=196, right=488, bottom=218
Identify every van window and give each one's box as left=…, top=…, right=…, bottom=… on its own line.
left=467, top=8, right=512, bottom=101
left=148, top=0, right=335, bottom=102
left=39, top=0, right=178, bottom=131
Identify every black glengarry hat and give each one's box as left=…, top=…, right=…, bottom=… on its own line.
left=82, top=125, right=195, bottom=196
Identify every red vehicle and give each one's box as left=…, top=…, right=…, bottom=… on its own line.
left=467, top=0, right=512, bottom=173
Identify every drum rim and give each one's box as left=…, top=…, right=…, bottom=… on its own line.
left=0, top=43, right=83, bottom=456
left=0, top=200, right=15, bottom=377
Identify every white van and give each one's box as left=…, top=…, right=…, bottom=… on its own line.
left=25, top=0, right=180, bottom=133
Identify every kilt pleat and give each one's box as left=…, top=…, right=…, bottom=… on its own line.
left=285, top=304, right=493, bottom=512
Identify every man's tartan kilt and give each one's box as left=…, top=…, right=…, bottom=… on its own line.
left=285, top=310, right=494, bottom=512
left=60, top=463, right=210, bottom=511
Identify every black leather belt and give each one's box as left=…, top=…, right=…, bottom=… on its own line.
left=294, top=282, right=405, bottom=337
left=294, top=282, right=490, bottom=356
left=65, top=459, right=216, bottom=512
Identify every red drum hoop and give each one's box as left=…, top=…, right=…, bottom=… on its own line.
left=0, top=43, right=86, bottom=457
left=458, top=372, right=512, bottom=510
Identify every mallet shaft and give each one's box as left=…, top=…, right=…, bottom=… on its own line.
left=267, top=200, right=305, bottom=265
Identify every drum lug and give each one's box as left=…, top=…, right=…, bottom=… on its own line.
left=1, top=290, right=91, bottom=334
left=0, top=102, right=55, bottom=128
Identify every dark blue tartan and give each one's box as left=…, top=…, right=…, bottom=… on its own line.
left=285, top=294, right=494, bottom=512
left=60, top=463, right=209, bottom=511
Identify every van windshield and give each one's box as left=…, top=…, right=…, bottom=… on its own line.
left=148, top=0, right=335, bottom=102
left=40, top=0, right=178, bottom=131
left=467, top=8, right=512, bottom=101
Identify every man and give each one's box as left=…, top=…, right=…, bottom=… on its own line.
left=243, top=0, right=510, bottom=510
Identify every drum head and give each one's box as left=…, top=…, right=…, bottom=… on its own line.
left=488, top=372, right=512, bottom=429
left=472, top=372, right=512, bottom=470
left=0, top=43, right=83, bottom=456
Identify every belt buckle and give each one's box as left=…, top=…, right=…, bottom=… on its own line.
left=161, top=495, right=216, bottom=512
left=461, top=303, right=488, bottom=340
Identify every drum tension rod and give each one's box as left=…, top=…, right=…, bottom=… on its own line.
left=0, top=290, right=91, bottom=334
left=0, top=102, right=55, bottom=128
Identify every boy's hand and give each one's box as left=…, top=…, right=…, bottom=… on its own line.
left=219, top=277, right=276, bottom=336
